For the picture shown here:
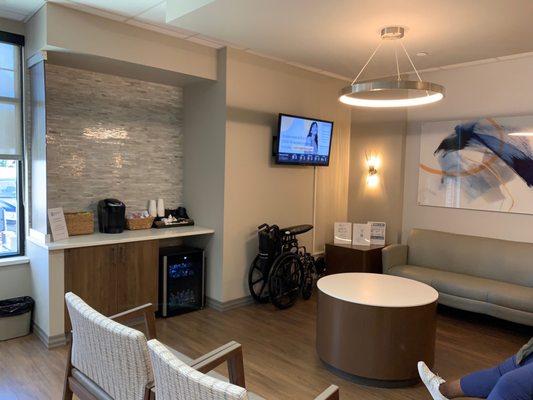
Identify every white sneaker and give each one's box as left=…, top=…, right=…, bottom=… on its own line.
left=418, top=361, right=449, bottom=400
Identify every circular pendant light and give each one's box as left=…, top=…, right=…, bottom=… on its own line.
left=339, top=26, right=445, bottom=108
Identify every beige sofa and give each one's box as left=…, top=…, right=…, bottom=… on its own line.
left=382, top=228, right=533, bottom=326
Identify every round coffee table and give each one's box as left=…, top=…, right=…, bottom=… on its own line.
left=316, top=273, right=438, bottom=387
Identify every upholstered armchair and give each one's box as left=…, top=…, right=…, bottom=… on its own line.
left=148, top=339, right=340, bottom=400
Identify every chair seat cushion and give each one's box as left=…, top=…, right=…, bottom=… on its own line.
left=388, top=265, right=533, bottom=313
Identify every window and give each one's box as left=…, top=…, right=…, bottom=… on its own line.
left=0, top=32, right=24, bottom=257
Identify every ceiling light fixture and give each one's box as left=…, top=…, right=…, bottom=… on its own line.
left=339, top=26, right=445, bottom=108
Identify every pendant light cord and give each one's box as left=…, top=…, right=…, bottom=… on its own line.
left=394, top=43, right=401, bottom=81
left=399, top=39, right=423, bottom=82
left=351, top=41, right=383, bottom=85
left=351, top=34, right=427, bottom=90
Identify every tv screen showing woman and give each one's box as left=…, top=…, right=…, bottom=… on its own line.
left=275, top=114, right=334, bottom=166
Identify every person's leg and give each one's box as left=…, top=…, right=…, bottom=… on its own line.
left=439, top=379, right=464, bottom=398
left=418, top=362, right=449, bottom=400
left=455, top=356, right=517, bottom=398
left=487, top=359, right=533, bottom=400
left=419, top=356, right=518, bottom=400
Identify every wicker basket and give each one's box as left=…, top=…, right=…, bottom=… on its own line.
left=64, top=212, right=94, bottom=236
left=126, top=217, right=154, bottom=230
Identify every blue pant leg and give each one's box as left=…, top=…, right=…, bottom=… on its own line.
left=487, top=357, right=533, bottom=400
left=460, top=356, right=517, bottom=398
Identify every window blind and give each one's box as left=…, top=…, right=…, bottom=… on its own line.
left=0, top=40, right=23, bottom=159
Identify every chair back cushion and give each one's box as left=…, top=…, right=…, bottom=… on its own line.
left=65, top=292, right=153, bottom=400
left=147, top=339, right=248, bottom=400
left=407, top=229, right=533, bottom=287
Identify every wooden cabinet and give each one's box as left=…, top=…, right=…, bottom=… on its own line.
left=116, top=241, right=159, bottom=313
left=65, top=240, right=158, bottom=330
left=64, top=244, right=119, bottom=318
left=324, top=243, right=384, bottom=275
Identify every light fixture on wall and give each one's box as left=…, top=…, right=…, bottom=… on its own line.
left=339, top=26, right=445, bottom=108
left=365, top=152, right=380, bottom=188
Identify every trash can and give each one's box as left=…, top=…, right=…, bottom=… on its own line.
left=0, top=296, right=34, bottom=341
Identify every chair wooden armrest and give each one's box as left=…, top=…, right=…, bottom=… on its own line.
left=109, top=303, right=157, bottom=340
left=147, top=382, right=155, bottom=400
left=313, top=385, right=340, bottom=400
left=190, top=341, right=246, bottom=388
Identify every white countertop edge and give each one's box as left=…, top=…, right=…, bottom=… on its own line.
left=28, top=226, right=215, bottom=251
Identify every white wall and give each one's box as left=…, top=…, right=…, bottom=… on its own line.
left=222, top=49, right=351, bottom=301
left=183, top=50, right=227, bottom=301
left=348, top=108, right=407, bottom=244
left=0, top=262, right=31, bottom=300
left=25, top=5, right=46, bottom=59
left=0, top=17, right=24, bottom=35
left=403, top=55, right=533, bottom=243
left=26, top=3, right=217, bottom=81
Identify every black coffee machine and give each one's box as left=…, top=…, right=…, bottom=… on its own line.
left=97, top=199, right=126, bottom=234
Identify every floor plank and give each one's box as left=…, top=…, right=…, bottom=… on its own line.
left=0, top=296, right=529, bottom=400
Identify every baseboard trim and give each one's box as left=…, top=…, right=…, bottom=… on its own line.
left=206, top=295, right=254, bottom=312
left=32, top=322, right=67, bottom=349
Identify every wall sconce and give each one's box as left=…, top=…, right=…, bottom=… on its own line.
left=365, top=152, right=380, bottom=188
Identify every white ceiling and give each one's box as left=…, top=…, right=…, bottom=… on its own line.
left=1, top=0, right=533, bottom=81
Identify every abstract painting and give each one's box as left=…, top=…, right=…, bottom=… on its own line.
left=418, top=116, right=533, bottom=214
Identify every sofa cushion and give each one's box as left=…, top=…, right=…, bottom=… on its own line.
left=488, top=283, right=533, bottom=314
left=387, top=265, right=434, bottom=287
left=388, top=265, right=491, bottom=302
left=388, top=265, right=533, bottom=313
left=406, top=229, right=533, bottom=287
left=438, top=293, right=533, bottom=326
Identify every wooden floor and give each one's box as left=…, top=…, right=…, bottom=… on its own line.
left=0, top=296, right=530, bottom=400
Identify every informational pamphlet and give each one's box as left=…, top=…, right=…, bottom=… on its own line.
left=48, top=207, right=69, bottom=242
left=333, top=222, right=352, bottom=245
left=352, top=223, right=371, bottom=246
left=368, top=221, right=386, bottom=245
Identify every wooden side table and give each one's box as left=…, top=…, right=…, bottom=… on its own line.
left=324, top=243, right=384, bottom=275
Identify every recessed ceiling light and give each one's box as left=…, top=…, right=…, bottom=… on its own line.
left=416, top=51, right=429, bottom=57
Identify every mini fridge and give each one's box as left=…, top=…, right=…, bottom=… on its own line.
left=158, top=246, right=205, bottom=317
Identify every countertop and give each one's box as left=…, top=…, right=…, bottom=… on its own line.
left=28, top=225, right=215, bottom=251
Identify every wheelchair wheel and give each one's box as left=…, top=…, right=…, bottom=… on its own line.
left=248, top=255, right=270, bottom=303
left=314, top=255, right=326, bottom=278
left=268, top=253, right=302, bottom=309
left=301, top=272, right=313, bottom=300
left=301, top=254, right=315, bottom=300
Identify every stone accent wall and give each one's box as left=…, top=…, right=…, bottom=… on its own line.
left=45, top=64, right=183, bottom=219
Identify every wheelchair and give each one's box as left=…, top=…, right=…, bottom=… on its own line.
left=248, top=223, right=326, bottom=309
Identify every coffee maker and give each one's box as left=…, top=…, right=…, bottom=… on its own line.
left=97, top=199, right=126, bottom=234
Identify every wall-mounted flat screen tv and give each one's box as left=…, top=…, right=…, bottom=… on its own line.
left=274, top=113, right=334, bottom=166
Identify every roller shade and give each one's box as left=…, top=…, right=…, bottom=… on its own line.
left=0, top=40, right=23, bottom=159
